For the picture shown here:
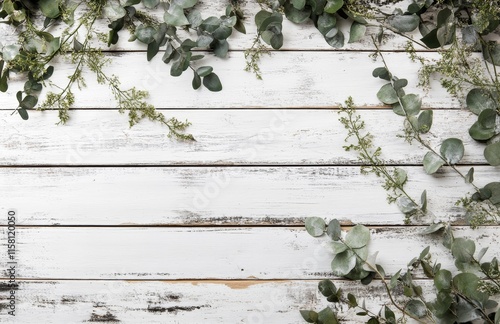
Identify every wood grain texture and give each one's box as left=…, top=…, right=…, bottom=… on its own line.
left=0, top=279, right=449, bottom=324
left=0, top=51, right=460, bottom=109
left=0, top=166, right=491, bottom=226
left=0, top=227, right=497, bottom=280
left=0, top=109, right=487, bottom=165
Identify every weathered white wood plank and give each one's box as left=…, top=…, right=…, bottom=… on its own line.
left=0, top=51, right=457, bottom=109
left=0, top=279, right=448, bottom=323
left=0, top=227, right=497, bottom=280
left=0, top=166, right=492, bottom=226
left=0, top=1, right=424, bottom=52
left=0, top=109, right=487, bottom=165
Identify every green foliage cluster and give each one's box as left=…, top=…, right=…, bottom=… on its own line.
left=303, top=219, right=500, bottom=323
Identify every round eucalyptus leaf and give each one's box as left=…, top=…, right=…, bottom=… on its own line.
left=482, top=41, right=500, bottom=66
left=103, top=1, right=126, bottom=21
left=405, top=300, right=427, bottom=318
left=393, top=78, right=408, bottom=90
left=344, top=224, right=370, bottom=248
left=327, top=219, right=342, bottom=241
left=174, top=0, right=198, bottom=9
left=325, top=30, right=344, bottom=48
left=348, top=22, right=366, bottom=43
left=300, top=310, right=318, bottom=323
left=270, top=33, right=284, bottom=50
left=434, top=269, right=452, bottom=291
left=330, top=241, right=347, bottom=254
left=202, top=73, right=222, bottom=92
left=388, top=14, right=419, bottom=32
left=469, top=121, right=496, bottom=141
left=164, top=4, right=190, bottom=26
left=135, top=25, right=157, bottom=44
left=394, top=167, right=407, bottom=185
left=213, top=26, right=233, bottom=40
left=284, top=2, right=311, bottom=24
left=418, top=110, right=433, bottom=133
left=187, top=9, right=202, bottom=28
left=318, top=279, right=336, bottom=297
left=39, top=0, right=60, bottom=18
left=377, top=83, right=398, bottom=104
left=192, top=72, right=201, bottom=90
left=142, top=0, right=160, bottom=8
left=400, top=93, right=421, bottom=116
left=440, top=138, right=464, bottom=164
left=485, top=142, right=500, bottom=166
left=305, top=217, right=325, bottom=237
left=318, top=307, right=337, bottom=324
left=18, top=108, right=29, bottom=120
left=331, top=250, right=356, bottom=276
left=291, top=0, right=306, bottom=10
left=317, top=13, right=336, bottom=36
left=423, top=151, right=444, bottom=174
left=213, top=39, right=229, bottom=58
left=196, top=66, right=213, bottom=77
left=324, top=0, right=344, bottom=14
left=462, top=25, right=478, bottom=45
left=372, top=67, right=390, bottom=81
left=466, top=88, right=497, bottom=115
left=20, top=95, right=38, bottom=109
left=453, top=273, right=481, bottom=299
left=484, top=182, right=500, bottom=205
left=396, top=196, right=418, bottom=214
left=451, top=238, right=475, bottom=263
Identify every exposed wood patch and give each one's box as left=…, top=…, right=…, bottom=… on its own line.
left=88, top=311, right=120, bottom=322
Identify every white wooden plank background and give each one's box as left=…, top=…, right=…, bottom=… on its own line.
left=1, top=1, right=499, bottom=322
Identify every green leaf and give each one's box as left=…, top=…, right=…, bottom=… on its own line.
left=258, top=13, right=282, bottom=32
left=423, top=152, right=444, bottom=174
left=255, top=10, right=272, bottom=30
left=483, top=41, right=500, bottom=66
left=187, top=9, right=203, bottom=28
left=201, top=16, right=221, bottom=33
left=0, top=73, right=7, bottom=92
left=440, top=138, right=464, bottom=164
left=388, top=14, right=419, bottom=32
left=305, top=217, right=325, bottom=237
left=396, top=93, right=421, bottom=116
left=477, top=247, right=488, bottom=262
left=345, top=224, right=370, bottom=248
left=466, top=88, right=497, bottom=115
left=397, top=196, right=418, bottom=214
left=173, top=0, right=198, bottom=9
left=434, top=269, right=452, bottom=291
left=196, top=66, right=213, bottom=77
left=318, top=279, right=336, bottom=297
left=142, top=0, right=160, bottom=8
left=147, top=40, right=159, bottom=61
left=385, top=306, right=395, bottom=322
left=377, top=83, right=398, bottom=105
left=317, top=307, right=338, bottom=324
left=20, top=95, right=37, bottom=109
left=325, top=31, right=344, bottom=48
left=213, top=39, right=229, bottom=58
left=324, top=0, right=344, bottom=14
left=135, top=25, right=157, bottom=44
left=485, top=142, right=500, bottom=166
left=292, top=0, right=306, bottom=10
left=348, top=22, right=366, bottom=43
left=317, top=13, right=337, bottom=36
left=331, top=250, right=356, bottom=276
left=405, top=299, right=427, bottom=318
left=453, top=273, right=484, bottom=299
left=417, top=110, right=433, bottom=133
left=330, top=241, right=347, bottom=254
left=347, top=293, right=357, bottom=307
left=39, top=0, right=60, bottom=19
left=394, top=167, right=407, bottom=185
left=389, top=270, right=401, bottom=289
left=164, top=3, right=189, bottom=26
left=300, top=310, right=318, bottom=323
left=270, top=33, right=284, bottom=49
left=420, top=223, right=445, bottom=235
left=327, top=219, right=341, bottom=241
left=420, top=190, right=427, bottom=212
left=484, top=182, right=500, bottom=205
left=203, top=73, right=222, bottom=92
left=465, top=167, right=474, bottom=184
left=103, top=1, right=126, bottom=21
left=284, top=2, right=311, bottom=24
left=17, top=107, right=29, bottom=120
left=372, top=67, right=390, bottom=81
left=451, top=238, right=475, bottom=263
left=192, top=72, right=201, bottom=90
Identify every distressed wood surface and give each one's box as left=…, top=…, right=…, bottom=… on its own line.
left=0, top=166, right=491, bottom=226
left=0, top=109, right=487, bottom=165
left=0, top=226, right=498, bottom=280
left=0, top=51, right=459, bottom=109
left=1, top=1, right=499, bottom=322
left=0, top=279, right=463, bottom=324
